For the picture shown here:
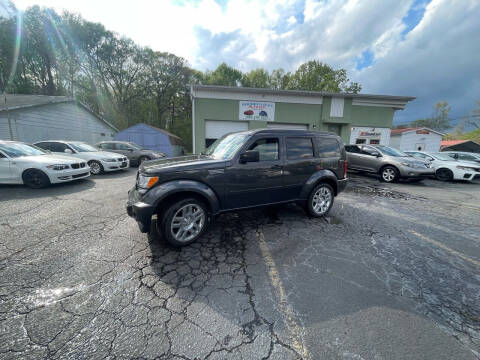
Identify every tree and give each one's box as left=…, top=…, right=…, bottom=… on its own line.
left=201, top=63, right=242, bottom=86
left=269, top=68, right=291, bottom=90
left=241, top=68, right=270, bottom=88
left=411, top=101, right=451, bottom=131
left=286, top=60, right=361, bottom=93
left=466, top=99, right=480, bottom=129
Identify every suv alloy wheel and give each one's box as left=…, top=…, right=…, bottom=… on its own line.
left=381, top=166, right=398, bottom=183
left=307, top=183, right=334, bottom=217
left=160, top=198, right=208, bottom=247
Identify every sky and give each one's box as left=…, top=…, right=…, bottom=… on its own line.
left=8, top=0, right=480, bottom=126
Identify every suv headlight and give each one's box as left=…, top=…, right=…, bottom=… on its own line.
left=46, top=164, right=70, bottom=171
left=137, top=174, right=159, bottom=189
left=103, top=158, right=117, bottom=162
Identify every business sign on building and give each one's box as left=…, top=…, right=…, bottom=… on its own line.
left=239, top=101, right=275, bottom=121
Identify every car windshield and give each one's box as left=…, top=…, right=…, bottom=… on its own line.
left=375, top=146, right=408, bottom=157
left=432, top=153, right=456, bottom=161
left=205, top=133, right=251, bottom=160
left=0, top=143, right=46, bottom=158
left=68, top=142, right=97, bottom=152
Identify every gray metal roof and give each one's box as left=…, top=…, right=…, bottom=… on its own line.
left=190, top=84, right=416, bottom=101
left=0, top=94, right=118, bottom=131
left=0, top=94, right=71, bottom=111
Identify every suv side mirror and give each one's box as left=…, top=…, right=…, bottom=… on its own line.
left=240, top=150, right=259, bottom=163
left=64, top=148, right=73, bottom=154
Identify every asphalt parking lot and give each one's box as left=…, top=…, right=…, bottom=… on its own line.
left=1, top=169, right=479, bottom=359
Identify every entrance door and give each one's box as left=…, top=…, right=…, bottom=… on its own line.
left=205, top=121, right=248, bottom=148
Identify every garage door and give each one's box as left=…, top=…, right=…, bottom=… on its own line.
left=205, top=121, right=248, bottom=139
left=267, top=123, right=308, bottom=130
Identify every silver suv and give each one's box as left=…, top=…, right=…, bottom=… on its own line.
left=95, top=141, right=166, bottom=166
left=345, top=145, right=434, bottom=182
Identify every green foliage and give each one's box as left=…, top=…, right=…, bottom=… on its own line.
left=444, top=128, right=480, bottom=143
left=411, top=101, right=451, bottom=131
left=201, top=63, right=242, bottom=86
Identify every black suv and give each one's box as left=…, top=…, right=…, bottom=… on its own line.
left=127, top=129, right=348, bottom=247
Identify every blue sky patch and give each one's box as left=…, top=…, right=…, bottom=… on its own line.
left=401, top=0, right=431, bottom=37
left=356, top=49, right=374, bottom=70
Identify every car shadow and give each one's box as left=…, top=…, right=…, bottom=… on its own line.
left=92, top=168, right=136, bottom=179
left=0, top=178, right=96, bottom=201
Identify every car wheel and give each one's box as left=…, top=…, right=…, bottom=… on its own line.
left=22, top=169, right=50, bottom=189
left=307, top=183, right=334, bottom=217
left=88, top=160, right=103, bottom=175
left=436, top=168, right=453, bottom=181
left=160, top=198, right=208, bottom=247
left=380, top=166, right=398, bottom=183
left=138, top=156, right=150, bottom=165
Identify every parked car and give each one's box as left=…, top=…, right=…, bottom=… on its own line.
left=442, top=151, right=480, bottom=165
left=95, top=141, right=166, bottom=166
left=127, top=129, right=348, bottom=247
left=0, top=141, right=90, bottom=188
left=406, top=151, right=480, bottom=181
left=34, top=141, right=129, bottom=175
left=345, top=144, right=434, bottom=182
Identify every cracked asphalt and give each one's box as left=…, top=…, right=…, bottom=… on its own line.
left=1, top=168, right=479, bottom=359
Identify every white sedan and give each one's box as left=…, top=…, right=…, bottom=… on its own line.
left=34, top=141, right=129, bottom=175
left=0, top=141, right=91, bottom=188
left=406, top=151, right=480, bottom=181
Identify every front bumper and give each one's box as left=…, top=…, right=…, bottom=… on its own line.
left=48, top=168, right=91, bottom=183
left=398, top=166, right=434, bottom=178
left=126, top=187, right=155, bottom=233
left=102, top=158, right=130, bottom=172
left=453, top=168, right=480, bottom=181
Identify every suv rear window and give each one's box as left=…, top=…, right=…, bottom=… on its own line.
left=286, top=137, right=314, bottom=159
left=316, top=138, right=340, bottom=158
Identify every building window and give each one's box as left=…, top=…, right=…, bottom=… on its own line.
left=369, top=139, right=380, bottom=145
left=355, top=138, right=366, bottom=144
left=101, top=133, right=106, bottom=137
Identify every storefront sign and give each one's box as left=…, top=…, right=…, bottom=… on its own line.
left=359, top=131, right=382, bottom=137
left=239, top=101, right=275, bottom=121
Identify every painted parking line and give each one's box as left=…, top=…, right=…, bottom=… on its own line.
left=408, top=229, right=480, bottom=267
left=257, top=230, right=312, bottom=360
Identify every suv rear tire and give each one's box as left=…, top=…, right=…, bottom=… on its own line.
left=159, top=198, right=209, bottom=247
left=306, top=183, right=334, bottom=217
left=380, top=166, right=398, bottom=183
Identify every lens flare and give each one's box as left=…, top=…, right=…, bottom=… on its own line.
left=7, top=10, right=22, bottom=87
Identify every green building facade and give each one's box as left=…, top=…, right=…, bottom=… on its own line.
left=191, top=85, right=414, bottom=154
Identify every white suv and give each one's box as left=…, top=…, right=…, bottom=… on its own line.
left=35, top=141, right=129, bottom=175
left=0, top=141, right=90, bottom=188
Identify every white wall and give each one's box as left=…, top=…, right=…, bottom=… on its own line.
left=398, top=131, right=442, bottom=151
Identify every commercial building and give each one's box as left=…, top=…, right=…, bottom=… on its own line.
left=190, top=85, right=415, bottom=153
left=390, top=127, right=444, bottom=152
left=0, top=94, right=117, bottom=144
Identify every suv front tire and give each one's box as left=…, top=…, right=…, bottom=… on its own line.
left=159, top=198, right=209, bottom=247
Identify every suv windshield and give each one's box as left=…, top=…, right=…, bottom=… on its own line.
left=0, top=143, right=46, bottom=158
left=69, top=143, right=97, bottom=152
left=375, top=146, right=407, bottom=157
left=205, top=133, right=250, bottom=160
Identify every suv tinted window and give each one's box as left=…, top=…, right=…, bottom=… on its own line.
left=286, top=137, right=314, bottom=159
left=345, top=145, right=360, bottom=153
left=248, top=138, right=279, bottom=161
left=316, top=137, right=340, bottom=158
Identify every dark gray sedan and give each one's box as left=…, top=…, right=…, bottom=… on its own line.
left=95, top=141, right=166, bottom=166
